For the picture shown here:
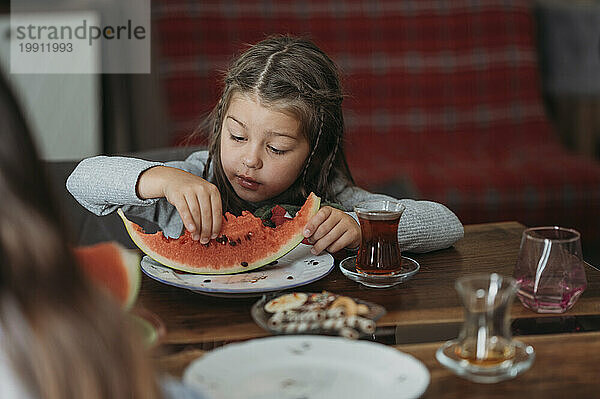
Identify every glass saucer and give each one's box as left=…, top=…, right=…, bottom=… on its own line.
left=339, top=255, right=420, bottom=288
left=435, top=339, right=535, bottom=383
left=130, top=307, right=166, bottom=349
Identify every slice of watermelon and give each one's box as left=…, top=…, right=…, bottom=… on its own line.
left=117, top=192, right=321, bottom=275
left=74, top=242, right=141, bottom=310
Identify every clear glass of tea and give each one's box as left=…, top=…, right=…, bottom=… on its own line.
left=513, top=226, right=587, bottom=313
left=354, top=200, right=405, bottom=276
left=436, top=273, right=535, bottom=383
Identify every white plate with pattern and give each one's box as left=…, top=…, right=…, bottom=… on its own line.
left=140, top=244, right=334, bottom=297
left=183, top=335, right=430, bottom=399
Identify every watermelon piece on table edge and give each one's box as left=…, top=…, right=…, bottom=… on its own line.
left=74, top=242, right=141, bottom=310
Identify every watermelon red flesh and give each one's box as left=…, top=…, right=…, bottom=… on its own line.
left=74, top=242, right=141, bottom=310
left=118, top=192, right=321, bottom=275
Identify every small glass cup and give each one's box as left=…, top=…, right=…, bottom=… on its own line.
left=354, top=200, right=405, bottom=276
left=513, top=226, right=587, bottom=313
left=436, top=273, right=535, bottom=383
left=130, top=307, right=166, bottom=349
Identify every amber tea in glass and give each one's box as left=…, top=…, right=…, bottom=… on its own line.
left=454, top=330, right=516, bottom=367
left=436, top=273, right=535, bottom=383
left=354, top=200, right=405, bottom=275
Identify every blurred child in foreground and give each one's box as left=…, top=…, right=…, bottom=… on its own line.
left=0, top=72, right=205, bottom=398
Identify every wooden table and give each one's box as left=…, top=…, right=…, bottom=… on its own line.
left=138, top=221, right=600, bottom=396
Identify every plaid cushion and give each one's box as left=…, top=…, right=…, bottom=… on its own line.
left=152, top=0, right=600, bottom=239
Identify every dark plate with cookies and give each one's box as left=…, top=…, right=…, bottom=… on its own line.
left=251, top=291, right=386, bottom=339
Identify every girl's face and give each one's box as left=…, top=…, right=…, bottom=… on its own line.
left=220, top=93, right=310, bottom=203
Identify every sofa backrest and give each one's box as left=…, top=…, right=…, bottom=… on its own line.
left=153, top=0, right=552, bottom=186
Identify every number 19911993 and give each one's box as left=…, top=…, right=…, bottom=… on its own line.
left=19, top=42, right=73, bottom=53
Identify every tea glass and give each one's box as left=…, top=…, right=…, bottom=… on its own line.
left=513, top=226, right=587, bottom=313
left=436, top=273, right=535, bottom=383
left=354, top=200, right=405, bottom=276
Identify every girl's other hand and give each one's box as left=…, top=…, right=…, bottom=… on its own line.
left=137, top=166, right=222, bottom=243
left=303, top=206, right=361, bottom=255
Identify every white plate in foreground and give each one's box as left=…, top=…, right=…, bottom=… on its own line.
left=141, top=244, right=334, bottom=297
left=183, top=335, right=430, bottom=399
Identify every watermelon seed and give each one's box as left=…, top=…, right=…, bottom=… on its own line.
left=287, top=276, right=293, bottom=280
left=236, top=238, right=242, bottom=244
left=203, top=279, right=211, bottom=283
left=245, top=234, right=252, bottom=241
left=241, top=262, right=248, bottom=267
left=312, top=261, right=319, bottom=265
left=229, top=240, right=236, bottom=246
left=203, top=243, right=210, bottom=248
left=216, top=235, right=228, bottom=244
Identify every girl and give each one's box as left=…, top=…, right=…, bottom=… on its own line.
left=67, top=35, right=463, bottom=254
left=0, top=72, right=203, bottom=398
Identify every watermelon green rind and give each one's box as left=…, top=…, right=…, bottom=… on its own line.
left=117, top=193, right=321, bottom=275
left=117, top=245, right=142, bottom=310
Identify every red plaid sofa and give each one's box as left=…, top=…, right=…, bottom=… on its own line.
left=152, top=0, right=600, bottom=241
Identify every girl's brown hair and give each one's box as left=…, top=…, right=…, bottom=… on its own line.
left=0, top=72, right=162, bottom=399
left=199, top=34, right=354, bottom=214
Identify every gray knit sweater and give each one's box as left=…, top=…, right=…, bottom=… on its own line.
left=66, top=151, right=463, bottom=253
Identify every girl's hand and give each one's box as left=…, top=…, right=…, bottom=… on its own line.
left=137, top=166, right=222, bottom=243
left=303, top=206, right=361, bottom=255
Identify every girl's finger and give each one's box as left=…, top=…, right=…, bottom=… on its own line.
left=210, top=190, right=222, bottom=238
left=326, top=230, right=355, bottom=254
left=184, top=193, right=203, bottom=240
left=310, top=211, right=340, bottom=241
left=197, top=192, right=213, bottom=244
left=303, top=207, right=332, bottom=238
left=311, top=219, right=345, bottom=255
left=171, top=197, right=196, bottom=237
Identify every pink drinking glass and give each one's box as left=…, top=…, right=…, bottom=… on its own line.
left=513, top=226, right=587, bottom=313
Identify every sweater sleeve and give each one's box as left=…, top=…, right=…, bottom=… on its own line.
left=66, top=151, right=211, bottom=238
left=66, top=156, right=163, bottom=216
left=333, top=181, right=464, bottom=253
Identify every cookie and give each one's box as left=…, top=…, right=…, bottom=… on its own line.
left=264, top=293, right=308, bottom=313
